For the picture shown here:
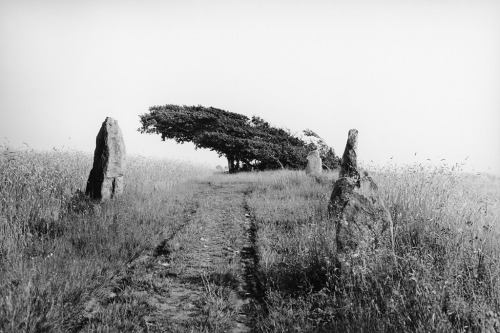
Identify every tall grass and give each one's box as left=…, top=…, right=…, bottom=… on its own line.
left=0, top=147, right=213, bottom=332
left=2, top=147, right=499, bottom=332
left=247, top=167, right=500, bottom=332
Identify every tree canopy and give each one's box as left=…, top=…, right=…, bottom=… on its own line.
left=138, top=104, right=338, bottom=172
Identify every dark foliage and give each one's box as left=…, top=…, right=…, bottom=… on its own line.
left=138, top=105, right=336, bottom=172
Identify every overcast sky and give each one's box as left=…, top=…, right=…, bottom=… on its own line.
left=1, top=0, right=499, bottom=174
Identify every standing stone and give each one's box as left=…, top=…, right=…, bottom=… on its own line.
left=339, top=129, right=359, bottom=179
left=86, top=117, right=126, bottom=201
left=305, top=150, right=322, bottom=175
left=328, top=129, right=394, bottom=274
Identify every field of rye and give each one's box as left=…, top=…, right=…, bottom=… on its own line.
left=0, top=146, right=213, bottom=332
left=1, top=146, right=499, bottom=332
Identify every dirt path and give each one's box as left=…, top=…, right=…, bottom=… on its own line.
left=115, top=179, right=261, bottom=333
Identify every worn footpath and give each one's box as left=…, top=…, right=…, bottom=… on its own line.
left=81, top=178, right=262, bottom=332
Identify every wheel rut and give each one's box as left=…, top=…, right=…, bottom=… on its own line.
left=236, top=190, right=267, bottom=330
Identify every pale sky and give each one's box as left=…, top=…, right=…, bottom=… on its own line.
left=1, top=0, right=499, bottom=174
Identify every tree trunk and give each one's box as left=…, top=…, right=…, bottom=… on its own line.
left=227, top=156, right=235, bottom=173
left=276, top=159, right=284, bottom=169
left=227, top=155, right=240, bottom=173
left=270, top=155, right=284, bottom=169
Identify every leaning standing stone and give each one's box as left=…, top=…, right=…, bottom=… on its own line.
left=328, top=129, right=393, bottom=274
left=305, top=150, right=322, bottom=175
left=85, top=117, right=126, bottom=201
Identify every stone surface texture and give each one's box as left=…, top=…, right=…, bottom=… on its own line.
left=329, top=129, right=393, bottom=272
left=339, top=129, right=359, bottom=179
left=85, top=117, right=126, bottom=201
left=305, top=150, right=322, bottom=175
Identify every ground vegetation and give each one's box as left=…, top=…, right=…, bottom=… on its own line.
left=1, top=146, right=499, bottom=332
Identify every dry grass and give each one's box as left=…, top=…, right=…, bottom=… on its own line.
left=2, top=146, right=499, bottom=332
left=0, top=146, right=213, bottom=332
left=246, top=167, right=500, bottom=332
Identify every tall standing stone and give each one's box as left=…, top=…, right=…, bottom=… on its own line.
left=328, top=129, right=394, bottom=274
left=86, top=117, right=126, bottom=201
left=305, top=150, right=322, bottom=175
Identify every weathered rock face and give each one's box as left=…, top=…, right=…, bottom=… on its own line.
left=329, top=129, right=393, bottom=272
left=339, top=129, right=359, bottom=179
left=305, top=150, right=322, bottom=175
left=85, top=117, right=126, bottom=201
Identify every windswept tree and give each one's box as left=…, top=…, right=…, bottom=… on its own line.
left=138, top=105, right=312, bottom=172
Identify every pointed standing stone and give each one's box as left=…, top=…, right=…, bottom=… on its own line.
left=305, top=150, right=322, bottom=175
left=339, top=129, right=359, bottom=179
left=329, top=129, right=394, bottom=274
left=86, top=117, right=126, bottom=201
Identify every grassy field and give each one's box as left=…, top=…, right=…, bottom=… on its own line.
left=246, top=167, right=500, bottom=332
left=0, top=147, right=213, bottom=332
left=1, top=148, right=499, bottom=332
